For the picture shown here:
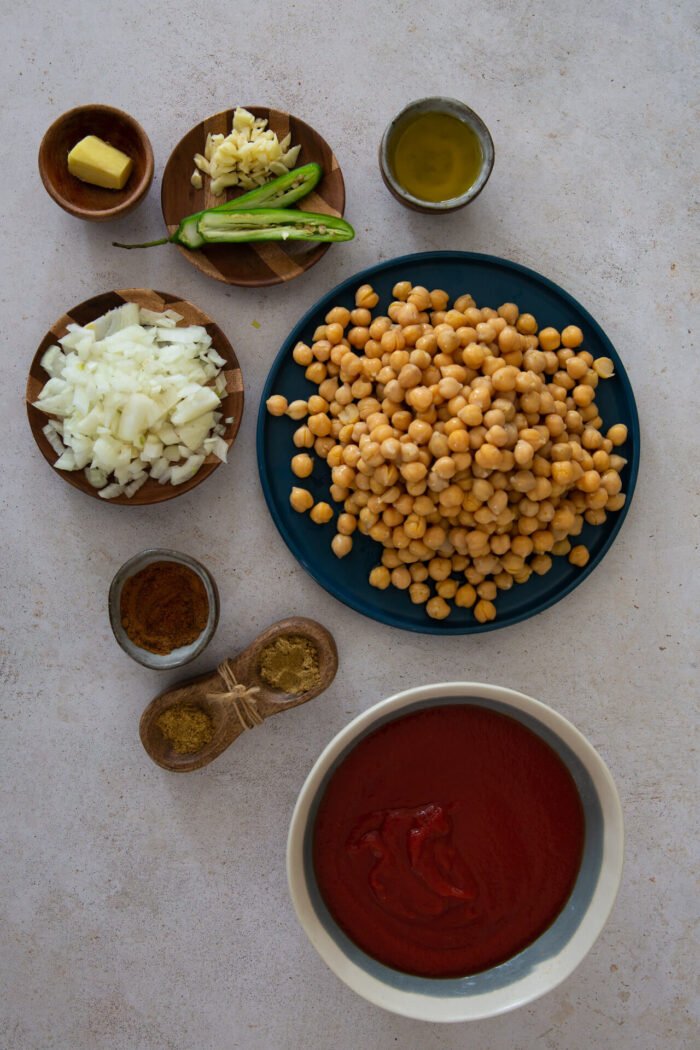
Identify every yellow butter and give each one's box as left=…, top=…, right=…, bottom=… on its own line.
left=67, top=135, right=133, bottom=190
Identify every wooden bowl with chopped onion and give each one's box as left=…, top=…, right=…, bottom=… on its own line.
left=161, top=107, right=346, bottom=287
left=25, top=288, right=244, bottom=506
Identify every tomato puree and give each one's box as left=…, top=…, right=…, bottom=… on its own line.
left=312, top=704, right=584, bottom=978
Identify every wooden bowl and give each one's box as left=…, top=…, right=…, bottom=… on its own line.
left=161, top=107, right=346, bottom=287
left=139, top=617, right=339, bottom=772
left=26, top=288, right=244, bottom=506
left=38, top=104, right=154, bottom=222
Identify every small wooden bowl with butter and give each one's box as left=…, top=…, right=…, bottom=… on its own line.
left=39, top=104, right=154, bottom=222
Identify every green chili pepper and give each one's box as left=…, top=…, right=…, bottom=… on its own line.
left=197, top=208, right=354, bottom=244
left=113, top=163, right=323, bottom=250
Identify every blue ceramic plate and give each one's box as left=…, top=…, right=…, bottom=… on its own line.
left=256, top=251, right=640, bottom=634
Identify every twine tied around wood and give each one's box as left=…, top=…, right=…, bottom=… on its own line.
left=207, top=661, right=263, bottom=731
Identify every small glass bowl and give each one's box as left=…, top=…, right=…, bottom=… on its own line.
left=108, top=548, right=219, bottom=670
left=379, top=96, right=495, bottom=214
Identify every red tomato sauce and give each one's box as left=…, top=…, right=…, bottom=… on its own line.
left=313, top=704, right=585, bottom=978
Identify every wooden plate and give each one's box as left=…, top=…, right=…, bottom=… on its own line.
left=161, top=107, right=346, bottom=287
left=26, top=288, right=244, bottom=506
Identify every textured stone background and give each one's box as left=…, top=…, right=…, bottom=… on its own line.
left=1, top=1, right=697, bottom=1047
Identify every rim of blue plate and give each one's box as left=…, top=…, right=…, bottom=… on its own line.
left=256, top=251, right=641, bottom=635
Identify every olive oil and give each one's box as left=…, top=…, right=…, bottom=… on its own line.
left=389, top=111, right=483, bottom=203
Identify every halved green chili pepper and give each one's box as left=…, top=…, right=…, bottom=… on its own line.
left=113, top=163, right=324, bottom=250
left=197, top=208, right=354, bottom=244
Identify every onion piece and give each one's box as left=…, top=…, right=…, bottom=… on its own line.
left=42, top=424, right=66, bottom=457
left=97, top=483, right=125, bottom=499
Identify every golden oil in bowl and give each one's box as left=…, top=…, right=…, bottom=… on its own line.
left=389, top=111, right=483, bottom=203
left=380, top=97, right=494, bottom=213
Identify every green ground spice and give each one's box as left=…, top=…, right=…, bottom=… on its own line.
left=258, top=634, right=320, bottom=694
left=156, top=703, right=214, bottom=754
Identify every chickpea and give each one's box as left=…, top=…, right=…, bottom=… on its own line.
left=593, top=357, right=615, bottom=378
left=561, top=325, right=584, bottom=348
left=568, top=544, right=590, bottom=567
left=429, top=289, right=449, bottom=311
left=409, top=582, right=431, bottom=604
left=474, top=599, right=497, bottom=623
left=326, top=306, right=350, bottom=328
left=476, top=580, right=497, bottom=600
left=516, top=313, right=538, bottom=335
left=334, top=512, right=356, bottom=537
left=404, top=424, right=430, bottom=451
left=314, top=435, right=335, bottom=458
left=290, top=425, right=313, bottom=450
left=437, top=579, right=458, bottom=599
left=305, top=361, right=327, bottom=384
left=454, top=583, right=477, bottom=608
left=388, top=565, right=410, bottom=591
left=492, top=366, right=519, bottom=392
left=607, top=423, right=628, bottom=446
left=312, top=340, right=332, bottom=363
left=408, top=286, right=432, bottom=311
left=289, top=486, right=313, bottom=513
left=530, top=554, right=552, bottom=576
left=329, top=533, right=352, bottom=559
left=266, top=394, right=288, bottom=416
left=601, top=469, right=622, bottom=495
left=475, top=443, right=502, bottom=470
left=398, top=362, right=422, bottom=389
left=292, top=342, right=313, bottom=366
left=397, top=302, right=420, bottom=327
left=538, top=327, right=561, bottom=351
left=309, top=501, right=333, bottom=525
left=407, top=386, right=433, bottom=412
left=369, top=565, right=391, bottom=589
left=428, top=557, right=452, bottom=581
left=350, top=308, right=371, bottom=327
left=356, top=284, right=379, bottom=309
left=308, top=413, right=332, bottom=437
left=291, top=453, right=314, bottom=479
left=426, top=596, right=451, bottom=620
left=572, top=384, right=595, bottom=408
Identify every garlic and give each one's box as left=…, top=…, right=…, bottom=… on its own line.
left=193, top=107, right=300, bottom=193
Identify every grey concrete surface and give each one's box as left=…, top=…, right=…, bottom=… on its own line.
left=1, top=1, right=697, bottom=1048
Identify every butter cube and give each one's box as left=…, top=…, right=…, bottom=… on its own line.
left=67, top=135, right=133, bottom=190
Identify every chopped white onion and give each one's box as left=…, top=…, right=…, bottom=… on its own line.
left=32, top=303, right=229, bottom=498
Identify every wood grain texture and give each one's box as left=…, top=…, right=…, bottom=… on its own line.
left=161, top=107, right=346, bottom=287
left=139, top=617, right=339, bottom=772
left=38, top=105, right=154, bottom=222
left=25, top=289, right=244, bottom=506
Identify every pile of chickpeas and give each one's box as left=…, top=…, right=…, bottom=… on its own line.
left=266, top=281, right=628, bottom=622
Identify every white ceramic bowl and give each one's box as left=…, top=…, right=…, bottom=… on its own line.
left=287, top=682, right=624, bottom=1022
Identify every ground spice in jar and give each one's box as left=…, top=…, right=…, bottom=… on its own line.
left=258, top=634, right=321, bottom=694
left=156, top=703, right=214, bottom=754
left=120, top=560, right=209, bottom=655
